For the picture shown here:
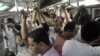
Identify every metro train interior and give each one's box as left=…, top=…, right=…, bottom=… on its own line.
left=0, top=0, right=100, bottom=56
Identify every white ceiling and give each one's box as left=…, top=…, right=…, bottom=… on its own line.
left=0, top=0, right=99, bottom=12
left=0, top=0, right=84, bottom=9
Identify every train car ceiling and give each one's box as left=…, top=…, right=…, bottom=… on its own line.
left=0, top=0, right=99, bottom=12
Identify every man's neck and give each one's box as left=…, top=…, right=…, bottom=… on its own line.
left=80, top=40, right=91, bottom=45
left=41, top=46, right=51, bottom=56
left=61, top=32, right=70, bottom=40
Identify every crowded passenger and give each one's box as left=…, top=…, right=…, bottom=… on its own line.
left=54, top=21, right=78, bottom=55
left=3, top=18, right=17, bottom=54
left=28, top=28, right=59, bottom=56
left=72, top=5, right=92, bottom=42
left=62, top=21, right=100, bottom=56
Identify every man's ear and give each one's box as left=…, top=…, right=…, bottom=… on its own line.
left=39, top=42, right=45, bottom=46
left=39, top=42, right=46, bottom=49
left=39, top=42, right=49, bottom=51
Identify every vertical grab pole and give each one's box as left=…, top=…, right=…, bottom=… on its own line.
left=14, top=0, right=19, bottom=54
left=14, top=0, right=19, bottom=12
left=77, top=0, right=79, bottom=7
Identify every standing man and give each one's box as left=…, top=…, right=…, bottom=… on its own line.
left=28, top=28, right=59, bottom=56
left=3, top=18, right=17, bottom=54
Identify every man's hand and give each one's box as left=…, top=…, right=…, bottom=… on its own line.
left=60, top=3, right=66, bottom=9
left=20, top=10, right=27, bottom=19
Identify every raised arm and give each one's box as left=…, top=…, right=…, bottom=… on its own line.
left=20, top=10, right=28, bottom=47
left=61, top=6, right=72, bottom=23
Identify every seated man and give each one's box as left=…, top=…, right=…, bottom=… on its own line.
left=28, top=28, right=59, bottom=56
left=62, top=21, right=100, bottom=56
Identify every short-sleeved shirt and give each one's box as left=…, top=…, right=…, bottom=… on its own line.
left=62, top=40, right=100, bottom=56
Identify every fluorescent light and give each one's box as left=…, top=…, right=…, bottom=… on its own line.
left=0, top=5, right=9, bottom=11
left=62, top=0, right=69, bottom=3
left=71, top=0, right=99, bottom=6
left=71, top=3, right=77, bottom=7
left=0, top=3, right=4, bottom=7
left=80, top=0, right=99, bottom=6
left=9, top=6, right=24, bottom=12
left=85, top=0, right=98, bottom=5
left=9, top=6, right=33, bottom=12
left=24, top=8, right=33, bottom=11
left=0, top=2, right=10, bottom=11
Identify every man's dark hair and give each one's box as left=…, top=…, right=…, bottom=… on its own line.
left=64, top=21, right=76, bottom=32
left=42, top=23, right=49, bottom=32
left=81, top=21, right=100, bottom=43
left=5, top=51, right=15, bottom=56
left=7, top=18, right=15, bottom=24
left=79, top=14, right=91, bottom=25
left=15, top=24, right=21, bottom=31
left=14, top=24, right=21, bottom=35
left=30, top=28, right=50, bottom=45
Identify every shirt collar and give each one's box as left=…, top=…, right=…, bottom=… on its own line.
left=43, top=47, right=56, bottom=56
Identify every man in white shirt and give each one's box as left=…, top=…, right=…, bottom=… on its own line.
left=4, top=18, right=16, bottom=53
left=28, top=28, right=59, bottom=56
left=62, top=21, right=100, bottom=56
